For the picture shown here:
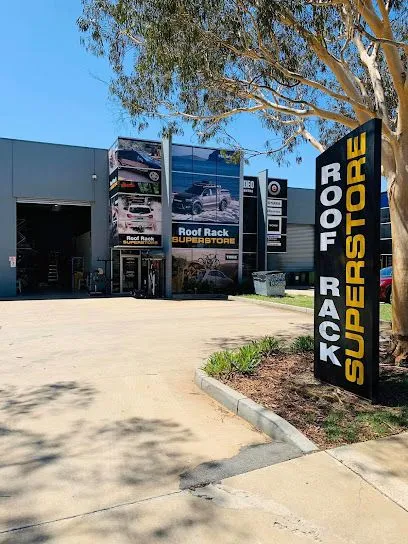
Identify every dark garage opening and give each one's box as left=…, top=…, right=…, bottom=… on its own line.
left=17, top=203, right=91, bottom=294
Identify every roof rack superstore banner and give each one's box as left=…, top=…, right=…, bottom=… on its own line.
left=171, top=144, right=241, bottom=294
left=314, top=119, right=381, bottom=401
left=109, top=138, right=163, bottom=248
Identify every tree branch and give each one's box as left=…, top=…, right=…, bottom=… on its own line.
left=301, top=128, right=326, bottom=153
left=353, top=33, right=391, bottom=128
left=356, top=0, right=407, bottom=106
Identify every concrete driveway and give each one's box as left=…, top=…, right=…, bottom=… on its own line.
left=0, top=297, right=314, bottom=542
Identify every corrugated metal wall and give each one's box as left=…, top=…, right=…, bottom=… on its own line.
left=268, top=223, right=314, bottom=272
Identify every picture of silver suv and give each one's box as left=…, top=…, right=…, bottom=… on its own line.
left=172, top=183, right=231, bottom=215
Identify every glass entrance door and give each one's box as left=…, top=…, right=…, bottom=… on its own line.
left=121, top=255, right=140, bottom=293
left=141, top=258, right=164, bottom=297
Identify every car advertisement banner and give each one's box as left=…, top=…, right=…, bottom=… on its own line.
left=171, top=143, right=242, bottom=294
left=109, top=138, right=163, bottom=249
left=172, top=223, right=239, bottom=249
left=172, top=173, right=240, bottom=224
left=172, top=144, right=240, bottom=177
left=109, top=170, right=161, bottom=196
left=314, top=119, right=381, bottom=401
left=110, top=194, right=162, bottom=248
left=266, top=178, right=287, bottom=254
left=172, top=248, right=239, bottom=294
left=109, top=138, right=162, bottom=197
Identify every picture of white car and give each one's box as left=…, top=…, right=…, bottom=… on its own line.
left=195, top=269, right=234, bottom=289
left=125, top=204, right=156, bottom=232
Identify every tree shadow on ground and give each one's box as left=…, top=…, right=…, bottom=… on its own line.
left=207, top=322, right=314, bottom=351
left=0, top=383, right=249, bottom=543
left=378, top=367, right=408, bottom=407
left=0, top=382, right=96, bottom=417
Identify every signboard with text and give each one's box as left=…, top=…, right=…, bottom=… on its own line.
left=266, top=178, right=287, bottom=254
left=172, top=223, right=239, bottom=249
left=108, top=138, right=163, bottom=249
left=314, top=119, right=381, bottom=400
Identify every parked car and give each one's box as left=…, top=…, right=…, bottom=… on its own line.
left=380, top=266, right=393, bottom=303
left=172, top=183, right=231, bottom=215
left=125, top=204, right=155, bottom=232
left=196, top=269, right=234, bottom=289
left=118, top=150, right=161, bottom=181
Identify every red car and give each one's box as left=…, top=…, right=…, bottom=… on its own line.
left=380, top=267, right=392, bottom=303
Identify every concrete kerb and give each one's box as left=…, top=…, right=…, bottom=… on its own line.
left=195, top=368, right=318, bottom=454
left=228, top=295, right=313, bottom=315
left=229, top=295, right=391, bottom=325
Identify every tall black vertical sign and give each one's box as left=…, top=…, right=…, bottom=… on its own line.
left=314, top=119, right=381, bottom=401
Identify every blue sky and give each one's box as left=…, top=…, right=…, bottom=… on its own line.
left=1, top=1, right=317, bottom=188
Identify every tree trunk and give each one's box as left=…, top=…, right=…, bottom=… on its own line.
left=389, top=145, right=408, bottom=365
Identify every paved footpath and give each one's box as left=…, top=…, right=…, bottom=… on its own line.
left=0, top=298, right=407, bottom=543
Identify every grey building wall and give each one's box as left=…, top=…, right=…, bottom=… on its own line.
left=268, top=224, right=315, bottom=272
left=268, top=187, right=315, bottom=274
left=91, top=148, right=109, bottom=271
left=287, top=187, right=315, bottom=224
left=0, top=138, right=109, bottom=297
left=0, top=139, right=16, bottom=297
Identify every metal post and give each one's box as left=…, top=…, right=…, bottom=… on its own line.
left=161, top=136, right=173, bottom=298
left=257, top=169, right=268, bottom=270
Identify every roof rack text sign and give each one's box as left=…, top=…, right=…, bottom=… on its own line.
left=314, top=119, right=381, bottom=401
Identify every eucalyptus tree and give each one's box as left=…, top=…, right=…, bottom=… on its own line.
left=79, top=0, right=408, bottom=361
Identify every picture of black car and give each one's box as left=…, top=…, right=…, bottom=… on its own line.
left=172, top=183, right=231, bottom=215
left=118, top=149, right=161, bottom=182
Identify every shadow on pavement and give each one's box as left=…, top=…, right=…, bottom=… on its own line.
left=0, top=382, right=96, bottom=417
left=0, top=382, right=249, bottom=542
left=207, top=322, right=314, bottom=351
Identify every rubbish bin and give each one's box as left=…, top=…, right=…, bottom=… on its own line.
left=252, top=271, right=286, bottom=297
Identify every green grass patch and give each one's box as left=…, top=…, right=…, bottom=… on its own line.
left=241, top=294, right=392, bottom=322
left=380, top=304, right=392, bottom=322
left=243, top=294, right=314, bottom=308
left=321, top=405, right=408, bottom=445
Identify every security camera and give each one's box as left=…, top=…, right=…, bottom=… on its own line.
left=92, top=174, right=97, bottom=181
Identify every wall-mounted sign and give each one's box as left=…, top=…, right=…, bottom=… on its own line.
left=266, top=178, right=287, bottom=254
left=110, top=194, right=162, bottom=248
left=119, top=234, right=162, bottom=247
left=243, top=176, right=258, bottom=197
left=268, top=179, right=287, bottom=199
left=172, top=222, right=239, bottom=249
left=9, top=256, right=16, bottom=268
left=314, top=119, right=381, bottom=401
left=108, top=138, right=163, bottom=249
left=267, top=217, right=282, bottom=235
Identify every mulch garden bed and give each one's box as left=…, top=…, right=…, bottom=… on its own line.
left=219, top=350, right=408, bottom=449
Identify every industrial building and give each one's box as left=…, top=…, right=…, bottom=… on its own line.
left=0, top=136, right=315, bottom=298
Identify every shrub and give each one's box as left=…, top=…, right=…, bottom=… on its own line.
left=204, top=336, right=282, bottom=378
left=291, top=335, right=314, bottom=353
left=203, top=350, right=233, bottom=377
left=255, top=336, right=281, bottom=356
left=232, top=344, right=262, bottom=374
